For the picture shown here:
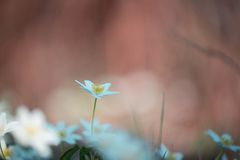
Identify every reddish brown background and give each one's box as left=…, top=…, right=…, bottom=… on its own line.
left=0, top=0, right=240, bottom=156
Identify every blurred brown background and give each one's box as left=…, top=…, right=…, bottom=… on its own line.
left=0, top=0, right=240, bottom=156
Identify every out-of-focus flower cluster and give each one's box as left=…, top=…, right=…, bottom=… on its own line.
left=0, top=106, right=157, bottom=160
left=0, top=80, right=238, bottom=160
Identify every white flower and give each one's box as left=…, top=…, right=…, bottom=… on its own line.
left=80, top=119, right=111, bottom=145
left=12, top=106, right=60, bottom=158
left=75, top=80, right=118, bottom=99
left=158, top=144, right=183, bottom=160
left=96, top=132, right=152, bottom=160
left=0, top=139, right=12, bottom=160
left=80, top=119, right=152, bottom=160
left=0, top=113, right=19, bottom=137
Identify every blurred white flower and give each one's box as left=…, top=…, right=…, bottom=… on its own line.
left=80, top=119, right=152, bottom=160
left=80, top=119, right=111, bottom=145
left=0, top=139, right=12, bottom=160
left=0, top=112, right=19, bottom=137
left=0, top=101, right=12, bottom=115
left=52, top=122, right=81, bottom=144
left=99, top=132, right=152, bottom=160
left=12, top=106, right=60, bottom=158
left=158, top=144, right=183, bottom=160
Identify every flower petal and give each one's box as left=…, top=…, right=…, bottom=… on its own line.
left=205, top=129, right=221, bottom=143
left=221, top=154, right=228, bottom=160
left=5, top=121, right=19, bottom=133
left=84, top=80, right=94, bottom=89
left=159, top=144, right=169, bottom=158
left=99, top=91, right=119, bottom=97
left=102, top=83, right=111, bottom=92
left=16, top=106, right=31, bottom=123
left=66, top=125, right=79, bottom=133
left=75, top=80, right=86, bottom=88
left=174, top=153, right=183, bottom=160
left=0, top=113, right=7, bottom=127
left=227, top=145, right=240, bottom=152
left=0, top=139, right=6, bottom=150
left=65, top=137, right=76, bottom=145
left=75, top=80, right=97, bottom=97
left=56, top=122, right=66, bottom=130
left=80, top=119, right=91, bottom=131
left=102, top=124, right=111, bottom=131
left=65, top=134, right=81, bottom=144
left=71, top=134, right=81, bottom=140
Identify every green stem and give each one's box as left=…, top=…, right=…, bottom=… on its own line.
left=91, top=98, right=98, bottom=134
left=60, top=142, right=65, bottom=155
left=159, top=92, right=165, bottom=146
left=214, top=149, right=224, bottom=160
left=0, top=144, right=6, bottom=160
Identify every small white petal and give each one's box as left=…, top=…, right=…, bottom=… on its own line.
left=34, top=140, right=52, bottom=158
left=102, top=83, right=111, bottom=92
left=5, top=121, right=19, bottom=133
left=75, top=80, right=86, bottom=88
left=0, top=113, right=7, bottom=127
left=84, top=80, right=94, bottom=89
left=0, top=139, right=6, bottom=150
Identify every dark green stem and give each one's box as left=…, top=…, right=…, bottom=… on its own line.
left=60, top=142, right=65, bottom=155
left=159, top=92, right=165, bottom=146
left=214, top=149, right=224, bottom=160
left=0, top=144, right=6, bottom=160
left=91, top=98, right=98, bottom=134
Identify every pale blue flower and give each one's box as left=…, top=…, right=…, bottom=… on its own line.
left=158, top=144, right=183, bottom=160
left=98, top=131, right=153, bottom=160
left=79, top=119, right=153, bottom=160
left=221, top=154, right=228, bottom=160
left=11, top=145, right=48, bottom=160
left=205, top=129, right=240, bottom=152
left=75, top=80, right=118, bottom=99
left=80, top=119, right=111, bottom=143
left=80, top=119, right=152, bottom=160
left=53, top=122, right=81, bottom=145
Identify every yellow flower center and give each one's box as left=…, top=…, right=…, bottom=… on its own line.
left=0, top=126, right=4, bottom=134
left=59, top=131, right=66, bottom=139
left=92, top=84, right=104, bottom=94
left=26, top=126, right=38, bottom=136
left=3, top=148, right=11, bottom=158
left=221, top=136, right=233, bottom=146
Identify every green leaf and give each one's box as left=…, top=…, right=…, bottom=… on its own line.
left=60, top=145, right=80, bottom=160
left=79, top=147, right=103, bottom=160
left=79, top=147, right=92, bottom=160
